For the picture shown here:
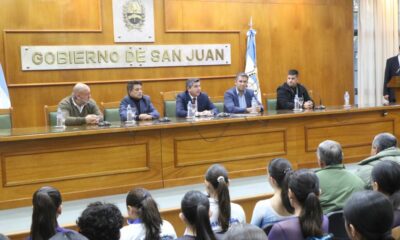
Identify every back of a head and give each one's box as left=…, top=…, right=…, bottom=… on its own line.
left=181, top=190, right=216, bottom=240
left=372, top=161, right=400, bottom=209
left=223, top=223, right=268, bottom=240
left=288, top=169, right=323, bottom=238
left=126, top=188, right=162, bottom=240
left=373, top=133, right=397, bottom=153
left=317, top=140, right=343, bottom=166
left=205, top=164, right=231, bottom=232
left=77, top=202, right=124, bottom=240
left=344, top=191, right=394, bottom=240
left=30, top=186, right=62, bottom=240
left=268, top=158, right=294, bottom=213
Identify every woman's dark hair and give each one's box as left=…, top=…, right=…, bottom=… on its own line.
left=288, top=169, right=323, bottom=238
left=126, top=188, right=162, bottom=240
left=205, top=164, right=231, bottom=232
left=77, top=202, right=124, bottom=240
left=181, top=190, right=216, bottom=240
left=344, top=191, right=394, bottom=240
left=30, top=186, right=62, bottom=240
left=372, top=160, right=400, bottom=209
left=223, top=223, right=267, bottom=240
left=268, top=158, right=294, bottom=213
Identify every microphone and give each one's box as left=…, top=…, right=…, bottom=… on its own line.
left=314, top=93, right=326, bottom=110
left=396, top=67, right=400, bottom=74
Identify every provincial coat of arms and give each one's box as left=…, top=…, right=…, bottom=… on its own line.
left=123, top=0, right=145, bottom=31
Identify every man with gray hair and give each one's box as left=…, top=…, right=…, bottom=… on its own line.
left=58, top=83, right=102, bottom=126
left=356, top=132, right=400, bottom=189
left=316, top=140, right=364, bottom=214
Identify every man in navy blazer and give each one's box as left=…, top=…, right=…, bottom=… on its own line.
left=384, top=47, right=400, bottom=103
left=224, top=72, right=263, bottom=113
left=119, top=81, right=160, bottom=121
left=176, top=78, right=219, bottom=117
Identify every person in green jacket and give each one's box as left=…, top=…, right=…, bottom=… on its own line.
left=356, top=132, right=400, bottom=189
left=58, top=83, right=102, bottom=126
left=315, top=140, right=364, bottom=214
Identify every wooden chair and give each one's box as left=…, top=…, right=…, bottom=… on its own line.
left=0, top=107, right=13, bottom=129
left=160, top=91, right=181, bottom=118
left=210, top=96, right=224, bottom=113
left=100, top=101, right=121, bottom=122
left=44, top=105, right=59, bottom=126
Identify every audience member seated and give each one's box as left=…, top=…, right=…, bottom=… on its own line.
left=356, top=133, right=400, bottom=189
left=251, top=158, right=294, bottom=228
left=77, top=202, right=124, bottom=240
left=120, top=188, right=177, bottom=240
left=315, top=140, right=364, bottom=214
left=343, top=191, right=394, bottom=240
left=58, top=83, right=102, bottom=126
left=224, top=72, right=263, bottom=113
left=177, top=190, right=216, bottom=240
left=0, top=233, right=9, bottom=240
left=268, top=169, right=329, bottom=240
left=176, top=78, right=219, bottom=117
left=223, top=223, right=268, bottom=240
left=276, top=69, right=313, bottom=110
left=29, top=186, right=84, bottom=240
left=372, top=160, right=400, bottom=227
left=205, top=164, right=246, bottom=233
left=49, top=232, right=87, bottom=240
left=119, top=81, right=160, bottom=121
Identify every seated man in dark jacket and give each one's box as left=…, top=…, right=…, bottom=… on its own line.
left=176, top=78, right=219, bottom=117
left=119, top=81, right=160, bottom=121
left=277, top=69, right=313, bottom=110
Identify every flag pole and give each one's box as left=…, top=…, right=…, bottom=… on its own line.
left=249, top=16, right=253, bottom=30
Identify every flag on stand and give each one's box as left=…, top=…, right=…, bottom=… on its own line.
left=0, top=63, right=11, bottom=108
left=245, top=21, right=262, bottom=103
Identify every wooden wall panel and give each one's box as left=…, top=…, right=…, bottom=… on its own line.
left=0, top=0, right=353, bottom=127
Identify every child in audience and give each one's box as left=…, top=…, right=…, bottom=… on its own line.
left=268, top=169, right=329, bottom=240
left=372, top=160, right=400, bottom=227
left=177, top=190, right=216, bottom=240
left=251, top=158, right=294, bottom=228
left=344, top=191, right=394, bottom=240
left=120, top=188, right=177, bottom=240
left=77, top=201, right=124, bottom=240
left=205, top=164, right=246, bottom=233
left=223, top=223, right=268, bottom=240
left=29, top=186, right=83, bottom=240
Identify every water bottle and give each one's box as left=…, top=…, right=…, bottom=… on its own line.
left=294, top=94, right=300, bottom=110
left=187, top=102, right=193, bottom=118
left=251, top=97, right=258, bottom=113
left=56, top=108, right=64, bottom=127
left=126, top=104, right=133, bottom=122
left=344, top=91, right=350, bottom=106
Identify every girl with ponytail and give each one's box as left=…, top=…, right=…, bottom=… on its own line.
left=120, top=188, right=177, bottom=240
left=251, top=158, right=294, bottom=228
left=30, top=186, right=83, bottom=240
left=344, top=191, right=394, bottom=240
left=371, top=160, right=400, bottom=227
left=268, top=169, right=329, bottom=240
left=205, top=164, right=246, bottom=233
left=177, top=190, right=216, bottom=240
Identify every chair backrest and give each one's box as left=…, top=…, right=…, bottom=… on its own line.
left=263, top=223, right=274, bottom=235
left=100, top=101, right=121, bottom=122
left=327, top=210, right=349, bottom=240
left=263, top=93, right=277, bottom=111
left=0, top=107, right=13, bottom=129
left=393, top=226, right=400, bottom=240
left=210, top=96, right=224, bottom=113
left=44, top=105, right=59, bottom=126
left=160, top=91, right=181, bottom=118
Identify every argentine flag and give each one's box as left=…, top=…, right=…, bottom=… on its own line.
left=0, top=63, right=11, bottom=108
left=245, top=27, right=262, bottom=103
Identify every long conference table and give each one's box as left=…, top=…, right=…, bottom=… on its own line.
left=0, top=104, right=399, bottom=210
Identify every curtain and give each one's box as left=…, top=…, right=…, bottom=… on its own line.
left=358, top=0, right=398, bottom=105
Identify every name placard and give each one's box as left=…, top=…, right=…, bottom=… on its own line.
left=21, top=44, right=231, bottom=71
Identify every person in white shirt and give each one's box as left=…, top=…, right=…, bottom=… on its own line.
left=205, top=164, right=246, bottom=233
left=120, top=188, right=177, bottom=240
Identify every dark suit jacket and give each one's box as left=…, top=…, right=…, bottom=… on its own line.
left=276, top=83, right=313, bottom=110
left=223, top=87, right=263, bottom=113
left=119, top=95, right=160, bottom=121
left=384, top=55, right=400, bottom=102
left=175, top=91, right=218, bottom=117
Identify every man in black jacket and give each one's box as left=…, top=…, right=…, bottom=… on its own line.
left=276, top=69, right=313, bottom=110
left=384, top=47, right=400, bottom=103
